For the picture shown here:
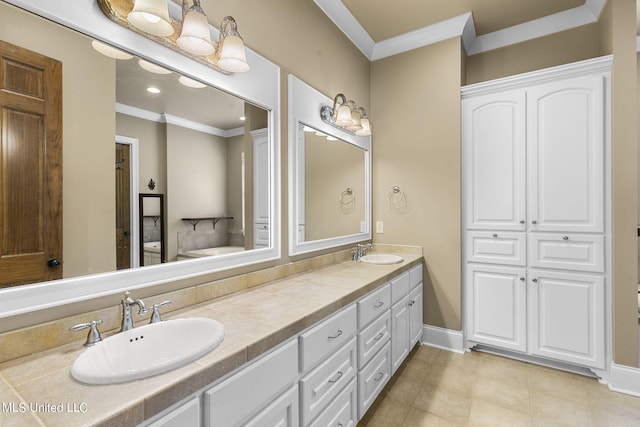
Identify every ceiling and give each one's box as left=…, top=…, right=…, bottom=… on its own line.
left=313, top=0, right=617, bottom=60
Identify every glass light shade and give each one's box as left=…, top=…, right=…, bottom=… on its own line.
left=335, top=104, right=353, bottom=126
left=138, top=59, right=172, bottom=74
left=346, top=110, right=362, bottom=131
left=177, top=9, right=214, bottom=56
left=217, top=35, right=250, bottom=73
left=128, top=0, right=174, bottom=37
left=355, top=118, right=371, bottom=136
left=91, top=40, right=133, bottom=60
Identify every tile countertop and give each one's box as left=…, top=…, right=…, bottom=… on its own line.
left=0, top=254, right=423, bottom=427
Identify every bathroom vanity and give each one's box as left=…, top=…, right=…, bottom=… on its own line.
left=0, top=249, right=424, bottom=426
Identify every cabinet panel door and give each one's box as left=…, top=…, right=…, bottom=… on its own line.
left=527, top=75, right=604, bottom=233
left=467, top=231, right=526, bottom=266
left=409, top=283, right=424, bottom=348
left=528, top=269, right=605, bottom=369
left=463, top=90, right=526, bottom=231
left=528, top=233, right=604, bottom=273
left=245, top=385, right=299, bottom=427
left=466, top=265, right=527, bottom=352
left=358, top=342, right=391, bottom=419
left=148, top=397, right=200, bottom=427
left=391, top=295, right=410, bottom=374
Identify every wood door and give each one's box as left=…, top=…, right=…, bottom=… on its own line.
left=527, top=75, right=604, bottom=233
left=115, top=143, right=130, bottom=269
left=463, top=89, right=526, bottom=231
left=466, top=264, right=527, bottom=352
left=0, top=40, right=62, bottom=288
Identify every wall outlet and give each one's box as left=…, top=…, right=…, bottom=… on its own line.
left=376, top=221, right=384, bottom=234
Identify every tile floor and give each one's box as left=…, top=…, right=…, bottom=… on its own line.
left=359, top=346, right=640, bottom=426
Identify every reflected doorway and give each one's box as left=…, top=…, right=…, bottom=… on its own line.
left=115, top=136, right=140, bottom=269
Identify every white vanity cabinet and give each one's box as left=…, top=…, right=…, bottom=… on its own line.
left=391, top=265, right=424, bottom=374
left=147, top=397, right=201, bottom=427
left=204, top=339, right=299, bottom=427
left=462, top=57, right=611, bottom=370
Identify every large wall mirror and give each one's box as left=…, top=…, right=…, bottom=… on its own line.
left=0, top=0, right=280, bottom=319
left=288, top=75, right=371, bottom=256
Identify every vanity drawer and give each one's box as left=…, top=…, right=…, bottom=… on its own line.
left=390, top=272, right=409, bottom=305
left=299, top=304, right=357, bottom=372
left=358, top=310, right=391, bottom=368
left=300, top=337, right=357, bottom=426
left=358, top=283, right=391, bottom=328
left=466, top=231, right=526, bottom=266
left=529, top=233, right=604, bottom=273
left=309, top=378, right=357, bottom=427
left=205, top=339, right=298, bottom=427
left=358, top=342, right=391, bottom=419
left=409, top=264, right=423, bottom=289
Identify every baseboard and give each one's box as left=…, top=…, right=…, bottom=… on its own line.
left=421, top=325, right=465, bottom=354
left=608, top=363, right=640, bottom=397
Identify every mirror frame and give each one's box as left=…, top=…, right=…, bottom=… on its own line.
left=0, top=0, right=281, bottom=318
left=287, top=75, right=371, bottom=256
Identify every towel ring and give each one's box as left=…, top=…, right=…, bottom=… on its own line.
left=340, top=188, right=355, bottom=205
left=387, top=185, right=405, bottom=205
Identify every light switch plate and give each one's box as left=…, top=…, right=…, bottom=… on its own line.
left=376, top=221, right=384, bottom=234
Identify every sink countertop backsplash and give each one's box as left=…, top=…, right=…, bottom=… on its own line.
left=0, top=244, right=423, bottom=427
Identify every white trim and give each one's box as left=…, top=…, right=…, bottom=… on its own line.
left=115, top=103, right=244, bottom=138
left=636, top=35, right=640, bottom=53
left=115, top=135, right=140, bottom=268
left=314, top=0, right=607, bottom=60
left=421, top=325, right=465, bottom=354
left=608, top=363, right=640, bottom=397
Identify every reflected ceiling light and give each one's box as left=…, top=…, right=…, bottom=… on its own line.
left=177, top=0, right=215, bottom=56
left=128, top=0, right=174, bottom=37
left=326, top=136, right=338, bottom=141
left=146, top=86, right=161, bottom=93
left=320, top=94, right=372, bottom=136
left=315, top=131, right=327, bottom=137
left=239, top=116, right=246, bottom=121
left=302, top=126, right=315, bottom=132
left=91, top=40, right=133, bottom=60
left=138, top=58, right=172, bottom=74
left=178, top=75, right=207, bottom=88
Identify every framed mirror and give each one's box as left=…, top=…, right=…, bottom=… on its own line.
left=0, top=0, right=280, bottom=318
left=288, top=75, right=371, bottom=256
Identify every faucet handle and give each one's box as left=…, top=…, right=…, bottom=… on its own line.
left=70, top=320, right=103, bottom=347
left=149, top=300, right=172, bottom=323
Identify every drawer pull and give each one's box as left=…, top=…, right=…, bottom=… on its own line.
left=374, top=301, right=384, bottom=308
left=532, top=278, right=538, bottom=283
left=338, top=424, right=343, bottom=427
left=562, top=236, right=569, bottom=240
left=374, top=372, right=384, bottom=382
left=328, top=371, right=343, bottom=384
left=519, top=277, right=525, bottom=281
left=328, top=330, right=343, bottom=340
left=374, top=332, right=385, bottom=341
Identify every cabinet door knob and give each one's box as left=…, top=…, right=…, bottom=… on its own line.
left=562, top=236, right=569, bottom=240
left=532, top=278, right=538, bottom=283
left=519, top=220, right=525, bottom=224
left=492, top=233, right=498, bottom=238
left=520, top=277, right=525, bottom=281
left=531, top=220, right=537, bottom=224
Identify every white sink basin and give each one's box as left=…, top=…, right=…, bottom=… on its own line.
left=360, top=253, right=404, bottom=265
left=71, top=318, right=224, bottom=385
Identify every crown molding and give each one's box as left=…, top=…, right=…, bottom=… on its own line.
left=314, top=0, right=608, bottom=60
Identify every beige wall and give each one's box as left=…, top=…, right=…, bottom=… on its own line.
left=371, top=38, right=463, bottom=330
left=0, top=2, right=116, bottom=278
left=601, top=0, right=639, bottom=368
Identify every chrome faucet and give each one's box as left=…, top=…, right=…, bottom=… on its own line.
left=352, top=243, right=373, bottom=260
left=119, top=291, right=148, bottom=332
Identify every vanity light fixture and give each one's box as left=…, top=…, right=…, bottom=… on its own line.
left=320, top=94, right=372, bottom=136
left=177, top=0, right=214, bottom=56
left=128, top=0, right=174, bottom=37
left=100, top=0, right=250, bottom=74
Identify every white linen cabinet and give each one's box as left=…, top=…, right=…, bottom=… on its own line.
left=462, top=56, right=611, bottom=370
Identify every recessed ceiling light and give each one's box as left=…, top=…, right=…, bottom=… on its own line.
left=178, top=75, right=206, bottom=88
left=138, top=59, right=172, bottom=74
left=146, top=86, right=161, bottom=94
left=239, top=116, right=246, bottom=121
left=91, top=40, right=133, bottom=60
